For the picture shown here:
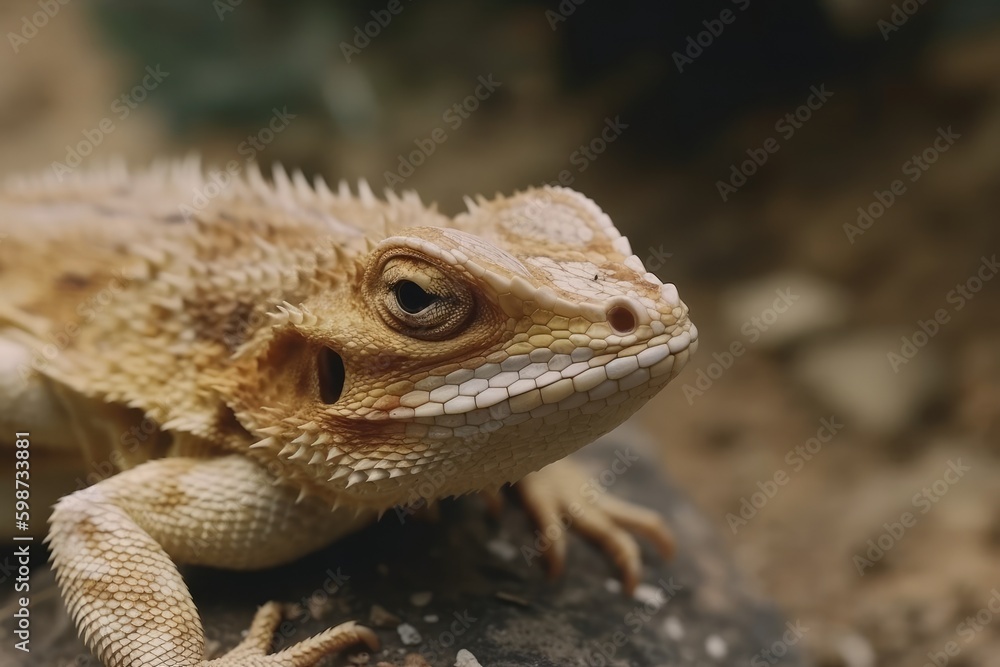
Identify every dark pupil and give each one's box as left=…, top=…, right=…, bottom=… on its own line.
left=395, top=280, right=438, bottom=314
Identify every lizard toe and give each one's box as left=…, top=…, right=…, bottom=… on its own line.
left=201, top=605, right=377, bottom=667
left=516, top=459, right=676, bottom=596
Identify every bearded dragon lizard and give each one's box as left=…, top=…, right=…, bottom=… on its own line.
left=0, top=159, right=697, bottom=666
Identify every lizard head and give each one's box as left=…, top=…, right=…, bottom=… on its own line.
left=230, top=187, right=697, bottom=509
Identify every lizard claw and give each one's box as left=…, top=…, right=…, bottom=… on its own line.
left=202, top=601, right=378, bottom=667
left=516, top=460, right=675, bottom=596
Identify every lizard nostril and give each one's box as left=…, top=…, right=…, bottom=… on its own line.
left=607, top=305, right=637, bottom=335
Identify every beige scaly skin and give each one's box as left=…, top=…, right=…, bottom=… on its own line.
left=0, top=159, right=697, bottom=666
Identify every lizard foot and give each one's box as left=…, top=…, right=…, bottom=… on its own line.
left=203, top=601, right=379, bottom=667
left=516, top=460, right=675, bottom=595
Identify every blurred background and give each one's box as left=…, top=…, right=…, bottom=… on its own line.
left=2, top=0, right=999, bottom=664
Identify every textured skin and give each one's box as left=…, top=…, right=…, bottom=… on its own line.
left=0, top=160, right=697, bottom=666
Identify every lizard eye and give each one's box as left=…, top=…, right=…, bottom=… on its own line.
left=394, top=280, right=439, bottom=314
left=374, top=256, right=474, bottom=340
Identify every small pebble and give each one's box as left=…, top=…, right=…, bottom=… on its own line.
left=705, top=634, right=728, bottom=660
left=424, top=614, right=439, bottom=623
left=836, top=633, right=876, bottom=667
left=664, top=616, right=684, bottom=640
left=410, top=591, right=433, bottom=607
left=455, top=649, right=484, bottom=667
left=633, top=583, right=666, bottom=610
left=793, top=333, right=944, bottom=436
left=307, top=594, right=332, bottom=620
left=720, top=271, right=851, bottom=349
left=495, top=591, right=531, bottom=607
left=397, top=623, right=422, bottom=646
left=486, top=538, right=518, bottom=561
left=369, top=604, right=401, bottom=628
left=348, top=651, right=371, bottom=665
left=604, top=579, right=622, bottom=594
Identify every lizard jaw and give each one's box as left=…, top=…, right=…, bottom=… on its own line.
left=310, top=303, right=697, bottom=508
left=245, top=309, right=696, bottom=510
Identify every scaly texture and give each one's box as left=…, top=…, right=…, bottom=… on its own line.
left=0, top=160, right=697, bottom=666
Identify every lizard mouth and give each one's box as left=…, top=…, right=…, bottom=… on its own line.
left=388, top=319, right=698, bottom=439
left=307, top=320, right=698, bottom=502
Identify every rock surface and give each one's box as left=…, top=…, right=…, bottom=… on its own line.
left=1, top=426, right=807, bottom=667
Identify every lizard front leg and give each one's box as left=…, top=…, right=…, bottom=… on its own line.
left=517, top=458, right=675, bottom=594
left=47, top=454, right=377, bottom=667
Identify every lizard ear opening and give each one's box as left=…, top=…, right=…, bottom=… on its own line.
left=317, top=347, right=345, bottom=404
